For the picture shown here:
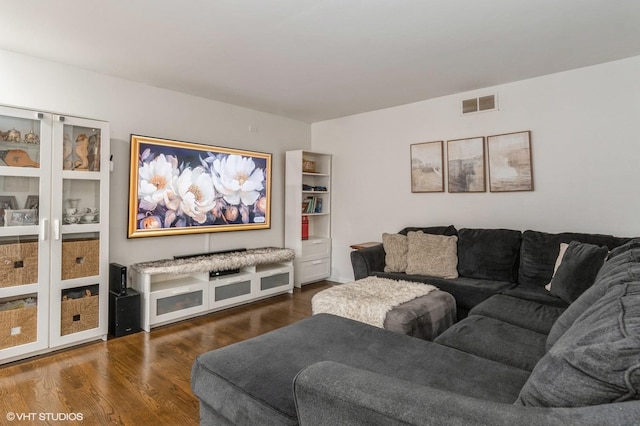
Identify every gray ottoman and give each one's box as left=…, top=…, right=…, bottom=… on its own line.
left=313, top=277, right=456, bottom=340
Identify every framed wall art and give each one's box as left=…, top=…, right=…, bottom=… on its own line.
left=410, top=141, right=444, bottom=192
left=128, top=135, right=272, bottom=238
left=447, top=137, right=486, bottom=192
left=487, top=131, right=533, bottom=192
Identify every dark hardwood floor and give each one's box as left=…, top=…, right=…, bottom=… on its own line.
left=0, top=281, right=333, bottom=425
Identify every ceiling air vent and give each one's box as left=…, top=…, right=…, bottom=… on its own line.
left=462, top=94, right=497, bottom=114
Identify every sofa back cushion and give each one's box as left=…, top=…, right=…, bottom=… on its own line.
left=545, top=246, right=640, bottom=350
left=456, top=228, right=521, bottom=282
left=516, top=279, right=640, bottom=407
left=518, top=230, right=629, bottom=287
left=398, top=225, right=457, bottom=236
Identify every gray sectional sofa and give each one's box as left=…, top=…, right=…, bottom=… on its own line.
left=191, top=227, right=640, bottom=425
left=351, top=226, right=630, bottom=318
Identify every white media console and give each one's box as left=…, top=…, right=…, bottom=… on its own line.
left=129, top=248, right=295, bottom=331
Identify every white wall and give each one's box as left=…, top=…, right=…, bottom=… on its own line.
left=0, top=49, right=310, bottom=266
left=312, top=56, right=640, bottom=283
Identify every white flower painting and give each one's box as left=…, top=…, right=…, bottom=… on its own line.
left=128, top=136, right=271, bottom=238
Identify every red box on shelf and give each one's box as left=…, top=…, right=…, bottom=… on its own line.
left=301, top=216, right=309, bottom=240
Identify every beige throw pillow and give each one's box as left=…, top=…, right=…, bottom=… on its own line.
left=406, top=231, right=459, bottom=278
left=545, top=243, right=569, bottom=291
left=383, top=233, right=408, bottom=272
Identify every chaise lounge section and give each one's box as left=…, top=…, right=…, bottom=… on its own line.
left=191, top=227, right=640, bottom=425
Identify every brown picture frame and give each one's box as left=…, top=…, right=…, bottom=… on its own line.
left=487, top=131, right=533, bottom=192
left=410, top=141, right=444, bottom=192
left=447, top=137, right=486, bottom=192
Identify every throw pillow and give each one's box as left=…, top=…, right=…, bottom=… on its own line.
left=545, top=243, right=569, bottom=291
left=382, top=233, right=408, bottom=273
left=545, top=249, right=640, bottom=351
left=548, top=241, right=608, bottom=304
left=516, top=280, right=640, bottom=407
left=405, top=231, right=458, bottom=279
left=518, top=230, right=628, bottom=287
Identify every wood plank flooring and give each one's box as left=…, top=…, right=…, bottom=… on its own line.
left=0, top=281, right=333, bottom=425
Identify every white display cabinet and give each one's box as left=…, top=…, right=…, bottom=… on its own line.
left=285, top=150, right=332, bottom=286
left=0, top=105, right=109, bottom=364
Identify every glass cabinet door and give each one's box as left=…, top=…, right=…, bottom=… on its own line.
left=50, top=115, right=109, bottom=346
left=0, top=105, right=51, bottom=357
left=59, top=120, right=103, bottom=225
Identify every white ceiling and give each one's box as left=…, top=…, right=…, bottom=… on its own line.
left=2, top=0, right=640, bottom=123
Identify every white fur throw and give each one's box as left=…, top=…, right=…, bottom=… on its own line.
left=130, top=247, right=295, bottom=275
left=312, top=276, right=437, bottom=328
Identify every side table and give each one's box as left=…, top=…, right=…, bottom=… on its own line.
left=350, top=242, right=382, bottom=250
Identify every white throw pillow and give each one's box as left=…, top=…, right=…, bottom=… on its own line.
left=405, top=231, right=458, bottom=279
left=545, top=243, right=569, bottom=291
left=383, top=233, right=408, bottom=272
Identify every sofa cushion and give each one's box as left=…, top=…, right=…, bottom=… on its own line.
left=517, top=280, right=640, bottom=407
left=546, top=248, right=640, bottom=350
left=382, top=233, right=408, bottom=272
left=434, top=315, right=547, bottom=371
left=457, top=228, right=521, bottom=282
left=375, top=272, right=514, bottom=311
left=469, top=294, right=566, bottom=334
left=518, top=230, right=630, bottom=287
left=405, top=232, right=458, bottom=278
left=501, top=285, right=568, bottom=308
left=548, top=241, right=608, bottom=304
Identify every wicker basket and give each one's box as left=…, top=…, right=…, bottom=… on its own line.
left=0, top=305, right=37, bottom=350
left=302, top=159, right=316, bottom=173
left=61, top=295, right=99, bottom=336
left=0, top=240, right=38, bottom=288
left=62, top=238, right=99, bottom=280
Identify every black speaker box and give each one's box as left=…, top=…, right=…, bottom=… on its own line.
left=109, top=289, right=141, bottom=337
left=109, top=263, right=127, bottom=296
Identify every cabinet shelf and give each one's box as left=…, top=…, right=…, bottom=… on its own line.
left=302, top=172, right=330, bottom=177
left=150, top=276, right=208, bottom=293
left=0, top=283, right=39, bottom=299
left=0, top=166, right=41, bottom=177
left=61, top=170, right=102, bottom=180
left=0, top=226, right=40, bottom=238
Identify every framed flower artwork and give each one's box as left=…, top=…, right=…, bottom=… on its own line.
left=128, top=135, right=271, bottom=238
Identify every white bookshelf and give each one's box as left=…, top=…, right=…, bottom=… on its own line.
left=285, top=150, right=332, bottom=286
